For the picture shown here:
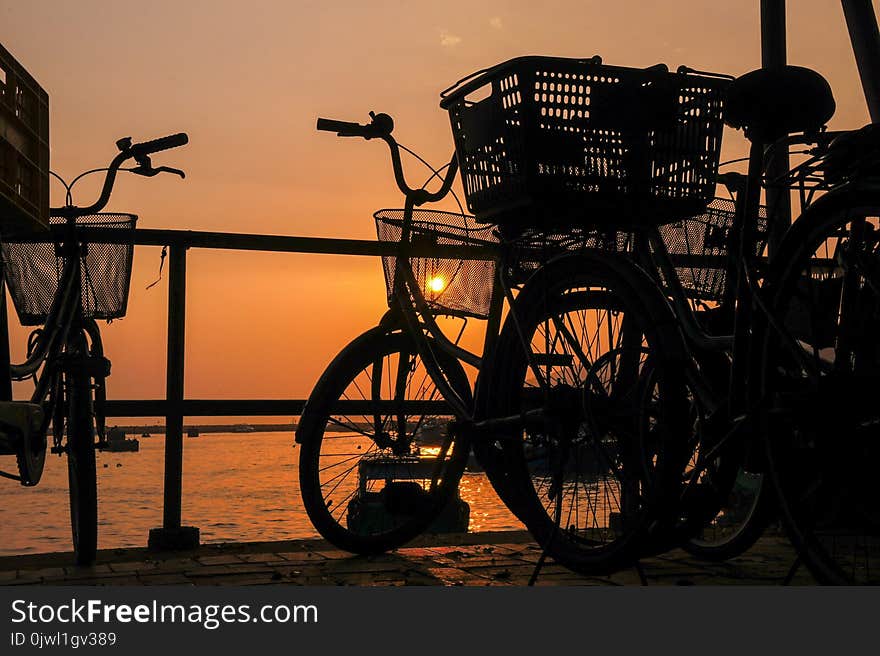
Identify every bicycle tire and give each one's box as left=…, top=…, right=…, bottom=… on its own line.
left=298, top=326, right=472, bottom=555
left=682, top=465, right=773, bottom=562
left=65, top=332, right=98, bottom=566
left=480, top=252, right=690, bottom=574
left=759, top=189, right=880, bottom=584
left=680, top=350, right=774, bottom=562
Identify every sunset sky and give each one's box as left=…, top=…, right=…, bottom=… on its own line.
left=1, top=1, right=877, bottom=413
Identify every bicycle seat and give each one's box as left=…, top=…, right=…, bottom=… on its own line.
left=724, top=66, right=835, bottom=142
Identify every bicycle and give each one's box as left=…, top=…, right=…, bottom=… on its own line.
left=491, top=59, right=880, bottom=582
left=297, top=58, right=723, bottom=574
left=0, top=133, right=188, bottom=564
left=613, top=64, right=880, bottom=583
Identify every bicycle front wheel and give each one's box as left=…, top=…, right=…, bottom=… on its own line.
left=297, top=326, right=472, bottom=555
left=65, top=332, right=98, bottom=566
left=681, top=351, right=774, bottom=562
left=760, top=191, right=880, bottom=584
left=481, top=253, right=690, bottom=574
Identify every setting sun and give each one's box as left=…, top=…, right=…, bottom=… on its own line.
left=428, top=276, right=446, bottom=293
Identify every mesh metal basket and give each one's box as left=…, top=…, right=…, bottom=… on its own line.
left=507, top=228, right=632, bottom=282
left=2, top=213, right=137, bottom=325
left=659, top=198, right=767, bottom=301
left=375, top=209, right=498, bottom=319
left=441, top=56, right=729, bottom=233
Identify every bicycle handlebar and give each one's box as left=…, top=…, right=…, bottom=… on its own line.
left=51, top=132, right=189, bottom=219
left=316, top=118, right=364, bottom=135
left=316, top=112, right=457, bottom=205
left=316, top=112, right=394, bottom=139
left=131, top=133, right=189, bottom=157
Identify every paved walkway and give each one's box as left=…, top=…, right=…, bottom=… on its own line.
left=0, top=530, right=817, bottom=586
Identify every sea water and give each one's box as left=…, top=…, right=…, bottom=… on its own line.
left=0, top=432, right=522, bottom=556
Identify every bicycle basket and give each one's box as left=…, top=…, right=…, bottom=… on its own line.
left=508, top=228, right=632, bottom=282
left=441, top=56, right=730, bottom=233
left=374, top=209, right=498, bottom=319
left=2, top=213, right=137, bottom=325
left=659, top=198, right=767, bottom=302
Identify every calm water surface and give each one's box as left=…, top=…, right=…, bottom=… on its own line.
left=0, top=432, right=523, bottom=557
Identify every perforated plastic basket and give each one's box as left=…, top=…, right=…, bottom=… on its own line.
left=2, top=213, right=137, bottom=325
left=441, top=56, right=730, bottom=233
left=375, top=209, right=498, bottom=319
left=659, top=198, right=767, bottom=301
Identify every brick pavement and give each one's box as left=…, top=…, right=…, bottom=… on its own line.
left=0, top=530, right=818, bottom=586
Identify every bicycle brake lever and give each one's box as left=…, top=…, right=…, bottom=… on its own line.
left=130, top=165, right=186, bottom=179
left=155, top=166, right=186, bottom=179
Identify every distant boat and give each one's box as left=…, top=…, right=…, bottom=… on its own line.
left=103, top=427, right=140, bottom=453
left=187, top=428, right=200, bottom=438
left=141, top=432, right=151, bottom=438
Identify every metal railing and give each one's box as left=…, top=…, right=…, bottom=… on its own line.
left=12, top=225, right=494, bottom=548
left=12, top=225, right=729, bottom=549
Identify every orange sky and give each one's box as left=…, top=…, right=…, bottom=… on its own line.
left=1, top=1, right=877, bottom=414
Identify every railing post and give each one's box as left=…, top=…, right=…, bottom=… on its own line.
left=761, top=0, right=792, bottom=256
left=148, top=244, right=199, bottom=551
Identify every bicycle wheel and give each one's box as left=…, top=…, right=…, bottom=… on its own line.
left=297, top=326, right=472, bottom=555
left=481, top=252, right=690, bottom=574
left=680, top=351, right=774, bottom=562
left=65, top=332, right=98, bottom=566
left=682, top=435, right=773, bottom=561
left=760, top=191, right=880, bottom=584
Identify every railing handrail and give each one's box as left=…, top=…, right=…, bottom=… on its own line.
left=9, top=226, right=499, bottom=260
left=9, top=225, right=744, bottom=269
left=4, top=225, right=748, bottom=550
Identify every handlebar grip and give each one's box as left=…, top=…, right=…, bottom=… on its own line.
left=316, top=118, right=363, bottom=134
left=131, top=133, right=189, bottom=155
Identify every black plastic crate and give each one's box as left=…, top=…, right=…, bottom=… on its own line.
left=441, top=56, right=730, bottom=234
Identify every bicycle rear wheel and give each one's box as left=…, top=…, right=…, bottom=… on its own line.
left=481, top=253, right=690, bottom=574
left=760, top=192, right=880, bottom=584
left=297, top=326, right=471, bottom=555
left=65, top=332, right=98, bottom=566
left=682, top=451, right=773, bottom=561
left=680, top=351, right=773, bottom=561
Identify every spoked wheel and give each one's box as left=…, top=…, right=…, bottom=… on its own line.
left=760, top=194, right=880, bottom=584
left=297, top=326, right=472, bottom=555
left=680, top=352, right=774, bottom=562
left=681, top=425, right=773, bottom=561
left=65, top=332, right=98, bottom=566
left=481, top=253, right=690, bottom=574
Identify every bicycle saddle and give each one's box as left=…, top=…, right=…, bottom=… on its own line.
left=724, top=66, right=835, bottom=142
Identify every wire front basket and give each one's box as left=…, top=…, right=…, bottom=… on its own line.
left=2, top=213, right=137, bottom=325
left=375, top=209, right=498, bottom=319
left=659, top=198, right=767, bottom=302
left=507, top=228, right=632, bottom=282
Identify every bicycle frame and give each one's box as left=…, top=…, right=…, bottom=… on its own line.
left=635, top=123, right=880, bottom=497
